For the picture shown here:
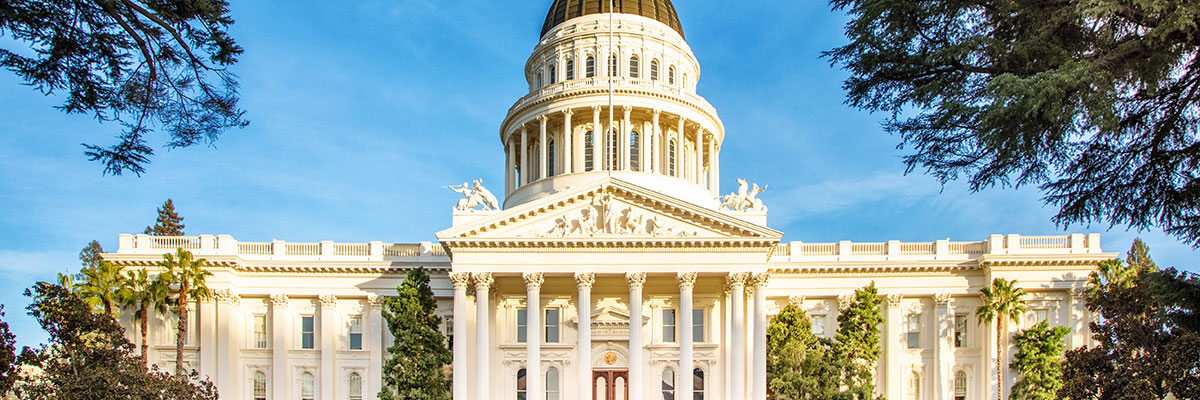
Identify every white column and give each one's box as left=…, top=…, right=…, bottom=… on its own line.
left=520, top=127, right=529, bottom=185
left=270, top=294, right=289, bottom=400
left=652, top=110, right=663, bottom=174
left=627, top=273, right=647, bottom=400
left=713, top=142, right=721, bottom=193
left=607, top=106, right=615, bottom=170
left=367, top=295, right=384, bottom=400
left=707, top=136, right=717, bottom=194
left=215, top=291, right=238, bottom=396
left=727, top=273, right=747, bottom=397
left=623, top=106, right=633, bottom=170
left=563, top=110, right=574, bottom=174
left=200, top=300, right=216, bottom=380
left=675, top=118, right=685, bottom=179
left=539, top=116, right=548, bottom=179
left=505, top=136, right=515, bottom=195
left=525, top=273, right=545, bottom=400
left=678, top=272, right=697, bottom=398
left=576, top=273, right=595, bottom=400
left=886, top=294, right=903, bottom=399
left=696, top=129, right=705, bottom=186
left=320, top=295, right=337, bottom=400
left=750, top=273, right=769, bottom=400
left=935, top=294, right=952, bottom=400
left=451, top=273, right=472, bottom=400
left=475, top=273, right=495, bottom=400
left=592, top=106, right=602, bottom=172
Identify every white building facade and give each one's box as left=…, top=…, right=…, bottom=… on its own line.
left=104, top=2, right=1114, bottom=400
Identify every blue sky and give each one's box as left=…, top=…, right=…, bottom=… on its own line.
left=0, top=1, right=1195, bottom=347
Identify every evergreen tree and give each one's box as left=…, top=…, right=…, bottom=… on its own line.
left=831, top=283, right=884, bottom=400
left=825, top=0, right=1200, bottom=247
left=76, top=260, right=124, bottom=318
left=379, top=267, right=451, bottom=400
left=145, top=199, right=186, bottom=236
left=16, top=282, right=218, bottom=399
left=1060, top=240, right=1200, bottom=400
left=79, top=240, right=104, bottom=272
left=977, top=278, right=1027, bottom=400
left=1009, top=321, right=1069, bottom=400
left=768, top=304, right=840, bottom=399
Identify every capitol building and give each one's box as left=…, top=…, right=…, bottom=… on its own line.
left=104, top=1, right=1113, bottom=399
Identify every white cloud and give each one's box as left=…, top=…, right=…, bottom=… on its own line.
left=769, top=171, right=942, bottom=226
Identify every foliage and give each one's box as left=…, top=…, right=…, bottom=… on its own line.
left=768, top=304, right=840, bottom=399
left=977, top=278, right=1027, bottom=400
left=0, top=0, right=247, bottom=175
left=76, top=260, right=124, bottom=318
left=117, top=267, right=168, bottom=363
left=0, top=307, right=19, bottom=395
left=1009, top=321, right=1070, bottom=400
left=145, top=199, right=185, bottom=236
left=78, top=241, right=104, bottom=274
left=826, top=0, right=1200, bottom=246
left=1060, top=240, right=1200, bottom=400
left=830, top=282, right=884, bottom=400
left=15, top=282, right=218, bottom=399
left=157, top=248, right=211, bottom=375
left=379, top=267, right=451, bottom=400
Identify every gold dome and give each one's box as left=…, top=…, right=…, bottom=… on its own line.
left=541, top=0, right=684, bottom=39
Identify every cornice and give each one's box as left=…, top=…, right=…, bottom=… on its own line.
left=442, top=239, right=776, bottom=252
left=502, top=85, right=722, bottom=137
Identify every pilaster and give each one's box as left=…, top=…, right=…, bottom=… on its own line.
left=626, top=272, right=646, bottom=400
left=450, top=273, right=471, bottom=400
left=885, top=294, right=903, bottom=399
left=677, top=272, right=697, bottom=398
left=474, top=273, right=494, bottom=400
left=270, top=294, right=289, bottom=400
left=575, top=273, right=595, bottom=400
left=524, top=272, right=545, bottom=400
left=320, top=294, right=338, bottom=400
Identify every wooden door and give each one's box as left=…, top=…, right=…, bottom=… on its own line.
left=593, top=370, right=629, bottom=400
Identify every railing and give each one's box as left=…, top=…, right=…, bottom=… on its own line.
left=333, top=243, right=370, bottom=257
left=774, top=244, right=791, bottom=257
left=901, top=242, right=936, bottom=255
left=151, top=236, right=200, bottom=250
left=238, top=242, right=272, bottom=255
left=504, top=77, right=720, bottom=127
left=118, top=234, right=450, bottom=261
left=950, top=242, right=986, bottom=255
left=1019, top=236, right=1070, bottom=249
left=285, top=243, right=320, bottom=256
left=851, top=243, right=886, bottom=255
left=431, top=244, right=448, bottom=257
left=800, top=243, right=838, bottom=256
left=776, top=234, right=1098, bottom=260
left=384, top=244, right=421, bottom=257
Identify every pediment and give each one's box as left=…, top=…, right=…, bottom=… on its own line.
left=436, top=179, right=782, bottom=242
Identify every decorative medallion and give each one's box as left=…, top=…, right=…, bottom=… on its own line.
left=604, top=352, right=617, bottom=365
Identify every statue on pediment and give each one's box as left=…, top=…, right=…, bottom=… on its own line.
left=448, top=179, right=500, bottom=212
left=720, top=178, right=768, bottom=212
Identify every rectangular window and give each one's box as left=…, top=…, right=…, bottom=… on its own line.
left=253, top=314, right=267, bottom=349
left=954, top=314, right=968, bottom=348
left=693, top=309, right=705, bottom=343
left=301, top=315, right=315, bottom=349
left=348, top=315, right=363, bottom=350
left=663, top=309, right=677, bottom=343
left=545, top=309, right=560, bottom=343
left=812, top=315, right=826, bottom=337
left=906, top=315, right=922, bottom=349
left=517, top=309, right=528, bottom=343
left=445, top=317, right=454, bottom=349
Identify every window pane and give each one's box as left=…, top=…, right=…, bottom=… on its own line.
left=693, top=368, right=705, bottom=400
left=567, top=60, right=575, bottom=80
left=954, top=315, right=968, bottom=348
left=907, top=315, right=921, bottom=349
left=254, top=315, right=267, bottom=349
left=301, top=373, right=315, bottom=399
left=586, top=56, right=595, bottom=77
left=812, top=315, right=826, bottom=337
left=545, top=309, right=560, bottom=343
left=253, top=371, right=267, bottom=399
left=517, top=368, right=527, bottom=400
left=630, top=56, right=640, bottom=78
left=693, top=309, right=705, bottom=342
left=546, top=368, right=560, bottom=400
left=662, top=368, right=676, bottom=400
left=663, top=309, right=676, bottom=342
left=350, top=373, right=363, bottom=399
left=517, top=309, right=528, bottom=343
left=301, top=316, right=315, bottom=349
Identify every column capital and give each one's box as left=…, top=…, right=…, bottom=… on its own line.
left=473, top=272, right=495, bottom=290
left=652, top=109, right=662, bottom=118
left=214, top=289, right=240, bottom=306
left=726, top=272, right=749, bottom=288
left=886, top=294, right=903, bottom=307
left=540, top=114, right=549, bottom=123
left=575, top=272, right=596, bottom=289
left=450, top=272, right=472, bottom=290
left=367, top=294, right=383, bottom=307
left=625, top=272, right=647, bottom=289
left=270, top=293, right=289, bottom=308
left=319, top=294, right=338, bottom=309
left=749, top=272, right=771, bottom=288
left=787, top=295, right=804, bottom=307
left=676, top=272, right=697, bottom=289
left=933, top=293, right=952, bottom=306
left=591, top=105, right=602, bottom=112
left=622, top=105, right=633, bottom=115
left=523, top=272, right=545, bottom=289
left=561, top=108, right=574, bottom=117
left=1069, top=287, right=1088, bottom=300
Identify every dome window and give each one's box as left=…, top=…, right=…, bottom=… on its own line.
left=609, top=54, right=618, bottom=77
left=606, top=129, right=619, bottom=169
left=630, top=56, right=640, bottom=78
left=548, top=139, right=556, bottom=177
left=630, top=131, right=640, bottom=170
left=651, top=59, right=660, bottom=81
left=668, top=139, right=677, bottom=176
left=585, top=131, right=594, bottom=170
left=669, top=66, right=676, bottom=85
left=586, top=56, right=596, bottom=78
left=549, top=63, right=557, bottom=84
left=566, top=59, right=575, bottom=80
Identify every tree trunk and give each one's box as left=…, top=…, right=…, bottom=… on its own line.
left=140, top=305, right=149, bottom=365
left=176, top=288, right=188, bottom=376
left=103, top=298, right=113, bottom=319
left=995, top=318, right=1003, bottom=400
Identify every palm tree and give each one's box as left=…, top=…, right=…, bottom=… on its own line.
left=976, top=278, right=1027, bottom=400
left=118, top=268, right=170, bottom=364
left=158, top=248, right=213, bottom=375
left=77, top=260, right=124, bottom=318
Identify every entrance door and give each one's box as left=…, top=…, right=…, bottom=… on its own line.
left=593, top=370, right=629, bottom=400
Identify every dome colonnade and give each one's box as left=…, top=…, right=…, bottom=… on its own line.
left=500, top=11, right=724, bottom=208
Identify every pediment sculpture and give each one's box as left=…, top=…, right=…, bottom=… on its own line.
left=720, top=178, right=768, bottom=212
left=523, top=192, right=700, bottom=238
left=447, top=179, right=500, bottom=211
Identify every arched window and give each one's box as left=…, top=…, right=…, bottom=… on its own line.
left=517, top=368, right=527, bottom=399
left=300, top=372, right=315, bottom=400
left=954, top=371, right=967, bottom=400
left=548, top=139, right=556, bottom=177
left=537, top=71, right=543, bottom=88
left=546, top=368, right=560, bottom=400
left=586, top=56, right=596, bottom=78
left=566, top=59, right=575, bottom=80
left=609, top=54, right=619, bottom=77
left=907, top=372, right=921, bottom=400
left=349, top=372, right=363, bottom=400
left=630, top=56, right=640, bottom=78
left=669, top=66, right=676, bottom=85
left=630, top=131, right=640, bottom=170
left=693, top=368, right=705, bottom=399
left=683, top=73, right=689, bottom=89
left=668, top=139, right=677, bottom=176
left=606, top=129, right=618, bottom=169
left=651, top=59, right=660, bottom=81
left=585, top=131, right=594, bottom=171
left=549, top=63, right=557, bottom=84
left=252, top=371, right=267, bottom=400
left=661, top=368, right=676, bottom=400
